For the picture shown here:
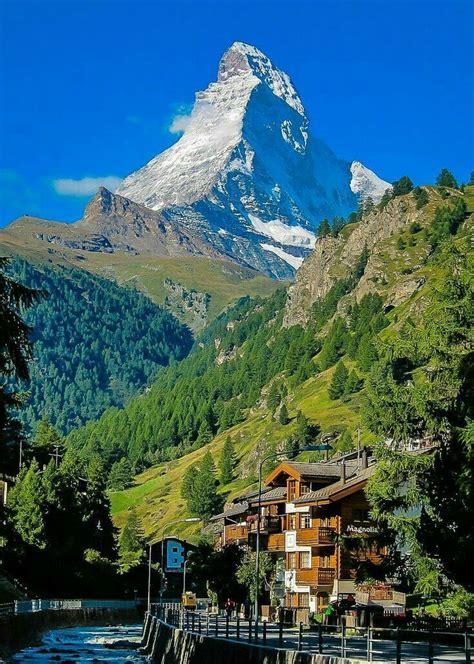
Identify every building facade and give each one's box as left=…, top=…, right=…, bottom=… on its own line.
left=213, top=450, right=403, bottom=617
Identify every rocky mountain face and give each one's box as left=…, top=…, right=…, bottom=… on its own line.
left=117, top=42, right=390, bottom=277
left=284, top=187, right=449, bottom=327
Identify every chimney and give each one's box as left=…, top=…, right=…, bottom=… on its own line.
left=361, top=447, right=368, bottom=470
left=340, top=460, right=346, bottom=484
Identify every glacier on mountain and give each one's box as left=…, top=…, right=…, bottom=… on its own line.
left=117, top=42, right=390, bottom=277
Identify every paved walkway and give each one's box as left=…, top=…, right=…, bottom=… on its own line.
left=177, top=614, right=469, bottom=663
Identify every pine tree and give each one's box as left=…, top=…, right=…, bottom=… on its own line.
left=219, top=436, right=236, bottom=484
left=8, top=460, right=47, bottom=548
left=318, top=219, right=331, bottom=237
left=343, top=370, right=363, bottom=396
left=285, top=435, right=300, bottom=460
left=182, top=451, right=223, bottom=520
left=31, top=417, right=64, bottom=467
left=392, top=176, right=414, bottom=197
left=118, top=508, right=145, bottom=572
left=279, top=403, right=290, bottom=425
left=469, top=171, right=474, bottom=186
left=379, top=189, right=393, bottom=209
left=267, top=383, right=282, bottom=414
left=436, top=168, right=458, bottom=189
left=194, top=451, right=223, bottom=520
left=0, top=258, right=42, bottom=474
left=357, top=333, right=379, bottom=372
left=413, top=186, right=429, bottom=209
left=328, top=361, right=349, bottom=400
left=108, top=458, right=133, bottom=491
left=336, top=429, right=353, bottom=453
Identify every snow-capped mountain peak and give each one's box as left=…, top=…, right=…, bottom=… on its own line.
left=116, top=43, right=390, bottom=278
left=350, top=161, right=391, bottom=203
left=218, top=42, right=305, bottom=116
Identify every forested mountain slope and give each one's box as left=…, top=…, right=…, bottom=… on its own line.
left=67, top=184, right=473, bottom=541
left=7, top=259, right=193, bottom=433
left=0, top=219, right=280, bottom=332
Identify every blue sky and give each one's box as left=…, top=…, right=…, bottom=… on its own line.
left=0, top=0, right=472, bottom=227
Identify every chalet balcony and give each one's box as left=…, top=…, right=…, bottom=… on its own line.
left=248, top=516, right=282, bottom=533
left=223, top=524, right=248, bottom=543
left=296, top=567, right=336, bottom=586
left=296, top=527, right=336, bottom=547
left=266, top=533, right=285, bottom=552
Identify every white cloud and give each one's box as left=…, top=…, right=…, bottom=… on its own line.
left=52, top=176, right=123, bottom=196
left=168, top=103, right=193, bottom=134
left=169, top=114, right=191, bottom=134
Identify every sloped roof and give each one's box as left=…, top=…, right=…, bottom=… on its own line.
left=293, top=465, right=375, bottom=505
left=210, top=501, right=249, bottom=521
left=249, top=486, right=287, bottom=504
left=264, top=461, right=343, bottom=485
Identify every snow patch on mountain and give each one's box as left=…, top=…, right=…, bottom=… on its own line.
left=260, top=243, right=304, bottom=270
left=350, top=161, right=391, bottom=203
left=248, top=214, right=315, bottom=247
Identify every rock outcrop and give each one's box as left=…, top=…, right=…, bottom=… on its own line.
left=284, top=188, right=447, bottom=327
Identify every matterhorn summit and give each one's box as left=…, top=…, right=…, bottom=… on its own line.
left=117, top=42, right=390, bottom=277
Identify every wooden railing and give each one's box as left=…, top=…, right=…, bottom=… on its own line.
left=296, top=527, right=336, bottom=546
left=224, top=524, right=248, bottom=542
left=296, top=567, right=336, bottom=586
left=248, top=516, right=281, bottom=533
left=266, top=533, right=285, bottom=551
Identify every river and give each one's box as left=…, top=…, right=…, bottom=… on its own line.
left=12, top=623, right=150, bottom=662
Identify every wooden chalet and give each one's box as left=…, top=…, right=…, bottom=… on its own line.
left=212, top=449, right=404, bottom=617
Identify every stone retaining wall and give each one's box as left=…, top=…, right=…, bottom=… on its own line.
left=143, top=616, right=366, bottom=664
left=0, top=606, right=141, bottom=659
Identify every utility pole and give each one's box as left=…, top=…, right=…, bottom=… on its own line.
left=18, top=440, right=23, bottom=474
left=48, top=445, right=63, bottom=468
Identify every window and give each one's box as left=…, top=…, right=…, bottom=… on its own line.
left=288, top=480, right=296, bottom=501
left=353, top=509, right=370, bottom=522
left=320, top=554, right=331, bottom=568
left=300, top=484, right=310, bottom=495
left=300, top=551, right=311, bottom=568
left=300, top=514, right=311, bottom=529
left=288, top=552, right=297, bottom=569
left=298, top=593, right=310, bottom=608
left=288, top=514, right=297, bottom=530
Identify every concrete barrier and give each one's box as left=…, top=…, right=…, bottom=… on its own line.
left=143, top=618, right=366, bottom=664
left=0, top=606, right=142, bottom=659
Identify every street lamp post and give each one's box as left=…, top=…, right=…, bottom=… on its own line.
left=183, top=557, right=190, bottom=596
left=254, top=445, right=331, bottom=633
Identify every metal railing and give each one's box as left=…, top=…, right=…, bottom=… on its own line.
left=0, top=598, right=138, bottom=619
left=150, top=606, right=473, bottom=663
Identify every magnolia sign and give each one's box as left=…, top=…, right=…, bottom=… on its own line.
left=345, top=523, right=377, bottom=535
